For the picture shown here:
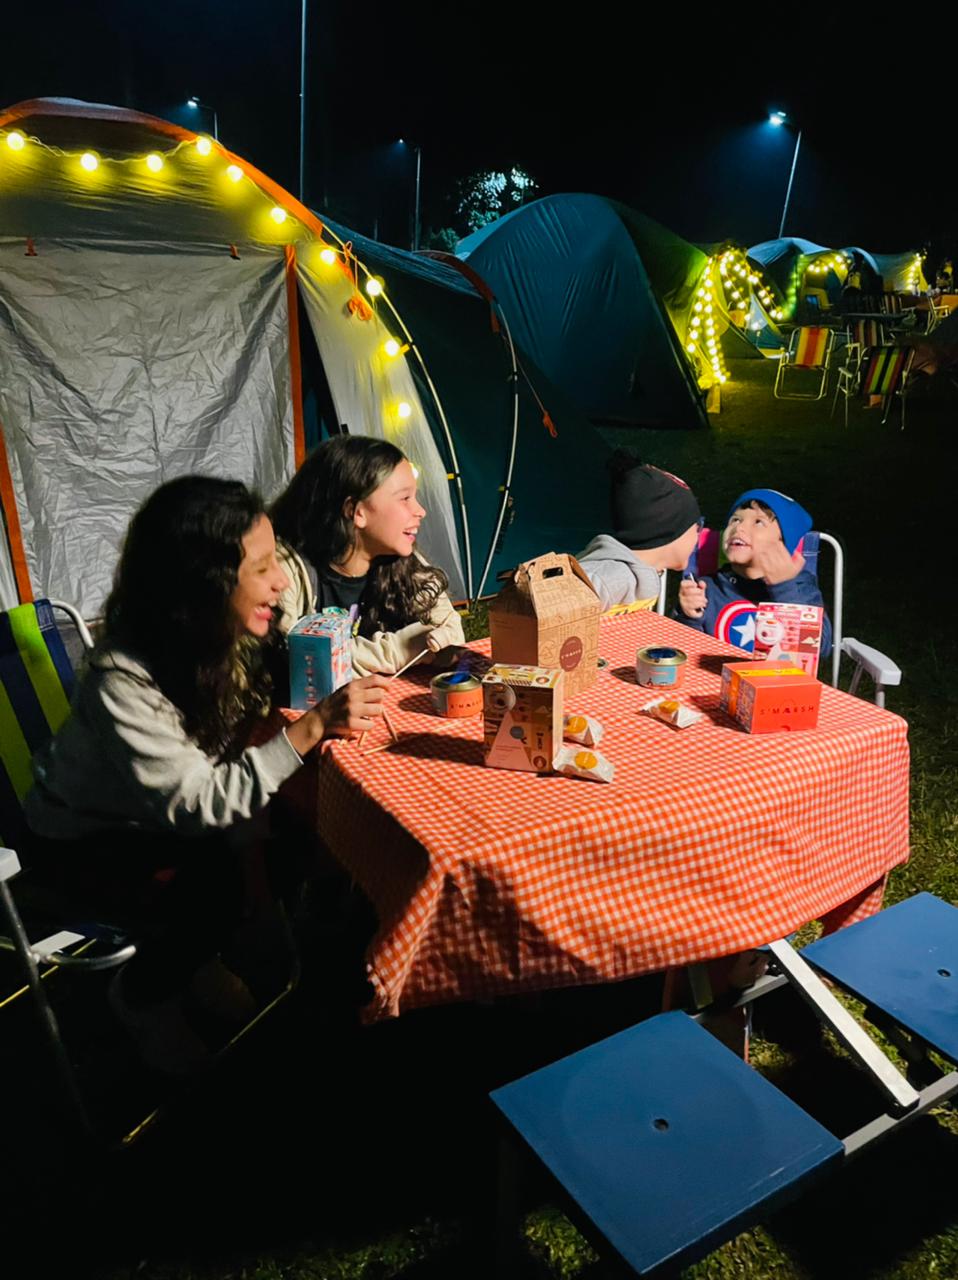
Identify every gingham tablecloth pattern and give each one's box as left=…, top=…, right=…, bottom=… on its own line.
left=316, top=613, right=910, bottom=1019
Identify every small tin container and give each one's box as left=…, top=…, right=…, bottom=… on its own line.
left=430, top=670, right=484, bottom=718
left=635, top=645, right=688, bottom=690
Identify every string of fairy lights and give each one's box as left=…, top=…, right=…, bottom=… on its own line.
left=3, top=125, right=929, bottom=400
left=1, top=123, right=426, bottom=428
left=685, top=249, right=785, bottom=386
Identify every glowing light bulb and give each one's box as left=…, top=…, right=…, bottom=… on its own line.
left=80, top=152, right=98, bottom=172
left=145, top=153, right=164, bottom=172
left=6, top=131, right=25, bottom=151
left=686, top=342, right=696, bottom=353
left=196, top=136, right=213, bottom=156
left=270, top=206, right=287, bottom=223
left=227, top=164, right=244, bottom=182
left=397, top=401, right=411, bottom=419
left=319, top=247, right=337, bottom=266
left=366, top=277, right=384, bottom=298
left=384, top=338, right=401, bottom=357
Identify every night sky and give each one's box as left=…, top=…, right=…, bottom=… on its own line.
left=3, top=3, right=955, bottom=257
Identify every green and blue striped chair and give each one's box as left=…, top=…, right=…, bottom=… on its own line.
left=1, top=599, right=138, bottom=1145
left=0, top=598, right=88, bottom=851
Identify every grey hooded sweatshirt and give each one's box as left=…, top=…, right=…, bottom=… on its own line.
left=576, top=535, right=662, bottom=612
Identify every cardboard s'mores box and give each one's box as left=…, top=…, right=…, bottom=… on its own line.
left=288, top=610, right=352, bottom=709
left=489, top=553, right=599, bottom=698
left=721, top=660, right=821, bottom=733
left=482, top=664, right=564, bottom=772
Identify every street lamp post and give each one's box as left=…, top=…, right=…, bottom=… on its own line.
left=187, top=96, right=218, bottom=142
left=769, top=110, right=801, bottom=239
left=299, top=0, right=307, bottom=203
left=399, top=140, right=422, bottom=251
left=413, top=144, right=422, bottom=252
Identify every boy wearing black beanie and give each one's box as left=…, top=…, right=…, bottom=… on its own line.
left=577, top=451, right=702, bottom=613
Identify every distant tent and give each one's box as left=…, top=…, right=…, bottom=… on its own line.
left=750, top=238, right=926, bottom=319
left=697, top=244, right=786, bottom=358
left=0, top=99, right=613, bottom=615
left=458, top=193, right=710, bottom=429
left=844, top=248, right=927, bottom=295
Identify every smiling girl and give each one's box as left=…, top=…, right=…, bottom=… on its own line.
left=271, top=435, right=464, bottom=676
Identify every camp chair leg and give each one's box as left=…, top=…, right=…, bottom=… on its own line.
left=0, top=876, right=98, bottom=1144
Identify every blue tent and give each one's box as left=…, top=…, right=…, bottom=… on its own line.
left=458, top=194, right=708, bottom=430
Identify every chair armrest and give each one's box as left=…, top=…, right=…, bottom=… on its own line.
left=841, top=637, right=902, bottom=687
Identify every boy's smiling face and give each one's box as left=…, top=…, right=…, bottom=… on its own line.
left=723, top=503, right=782, bottom=570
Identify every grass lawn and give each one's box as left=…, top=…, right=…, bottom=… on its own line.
left=5, top=356, right=958, bottom=1279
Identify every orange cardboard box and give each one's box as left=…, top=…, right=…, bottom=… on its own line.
left=482, top=664, right=564, bottom=772
left=720, top=660, right=822, bottom=734
left=489, top=552, right=600, bottom=698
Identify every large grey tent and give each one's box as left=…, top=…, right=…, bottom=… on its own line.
left=0, top=99, right=612, bottom=616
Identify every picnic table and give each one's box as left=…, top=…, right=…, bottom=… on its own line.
left=313, top=613, right=910, bottom=1020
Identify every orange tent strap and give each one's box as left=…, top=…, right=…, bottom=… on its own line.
left=284, top=246, right=306, bottom=469
left=0, top=420, right=33, bottom=602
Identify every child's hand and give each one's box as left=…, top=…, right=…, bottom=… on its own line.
left=678, top=577, right=707, bottom=618
left=318, top=675, right=389, bottom=738
left=754, top=541, right=804, bottom=585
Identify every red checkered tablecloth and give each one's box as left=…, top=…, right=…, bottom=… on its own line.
left=315, top=613, right=910, bottom=1019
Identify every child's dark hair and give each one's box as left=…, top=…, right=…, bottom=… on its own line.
left=103, top=476, right=277, bottom=759
left=270, top=435, right=448, bottom=636
left=738, top=498, right=780, bottom=526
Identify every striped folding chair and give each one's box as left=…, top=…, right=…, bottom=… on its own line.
left=1, top=598, right=300, bottom=1147
left=831, top=320, right=886, bottom=426
left=0, top=600, right=84, bottom=850
left=773, top=325, right=835, bottom=399
left=0, top=600, right=141, bottom=1143
left=861, top=346, right=915, bottom=429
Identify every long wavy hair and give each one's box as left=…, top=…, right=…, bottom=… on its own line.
left=270, top=435, right=448, bottom=637
left=102, top=476, right=276, bottom=759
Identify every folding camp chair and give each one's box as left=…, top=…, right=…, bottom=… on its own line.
left=0, top=599, right=299, bottom=1147
left=860, top=345, right=914, bottom=429
left=492, top=894, right=958, bottom=1276
left=773, top=325, right=835, bottom=400
left=926, top=297, right=950, bottom=334
left=655, top=526, right=901, bottom=700
left=831, top=319, right=886, bottom=426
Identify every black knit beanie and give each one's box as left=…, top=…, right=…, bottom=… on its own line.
left=609, top=452, right=701, bottom=550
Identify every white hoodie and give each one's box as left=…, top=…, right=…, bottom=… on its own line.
left=26, top=649, right=302, bottom=840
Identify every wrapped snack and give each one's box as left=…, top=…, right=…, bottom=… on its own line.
left=553, top=744, right=615, bottom=784
left=563, top=712, right=603, bottom=747
left=641, top=697, right=704, bottom=730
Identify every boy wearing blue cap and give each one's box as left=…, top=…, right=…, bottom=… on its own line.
left=675, top=488, right=832, bottom=658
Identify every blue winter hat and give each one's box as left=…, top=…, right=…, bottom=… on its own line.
left=727, top=488, right=812, bottom=555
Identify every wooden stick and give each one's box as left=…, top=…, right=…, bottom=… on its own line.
left=390, top=647, right=431, bottom=681
left=357, top=707, right=400, bottom=754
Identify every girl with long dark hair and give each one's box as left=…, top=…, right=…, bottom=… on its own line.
left=26, top=475, right=387, bottom=1073
left=271, top=435, right=464, bottom=675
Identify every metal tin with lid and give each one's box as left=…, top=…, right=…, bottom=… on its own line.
left=635, top=645, right=688, bottom=689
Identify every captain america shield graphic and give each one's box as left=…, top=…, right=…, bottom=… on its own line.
left=714, top=600, right=757, bottom=651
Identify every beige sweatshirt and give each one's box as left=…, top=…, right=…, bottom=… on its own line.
left=275, top=544, right=465, bottom=677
